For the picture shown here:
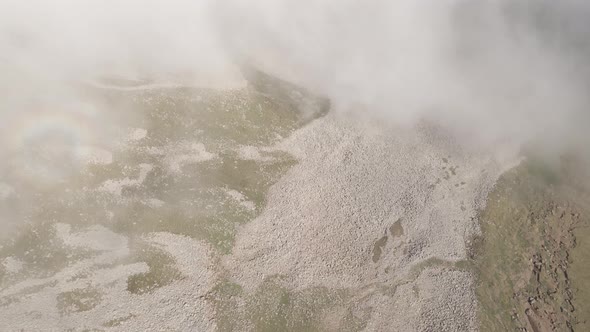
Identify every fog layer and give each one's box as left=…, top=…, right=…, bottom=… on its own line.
left=1, top=0, right=589, bottom=152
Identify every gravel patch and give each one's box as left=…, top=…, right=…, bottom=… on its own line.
left=0, top=229, right=216, bottom=332
left=224, top=113, right=519, bottom=330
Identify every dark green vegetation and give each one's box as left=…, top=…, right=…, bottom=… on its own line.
left=209, top=278, right=367, bottom=332
left=475, top=155, right=590, bottom=332
left=57, top=287, right=102, bottom=315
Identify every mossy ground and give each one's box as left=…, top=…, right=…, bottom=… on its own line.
left=475, top=155, right=590, bottom=331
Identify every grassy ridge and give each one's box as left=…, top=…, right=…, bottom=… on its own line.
left=475, top=156, right=590, bottom=331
